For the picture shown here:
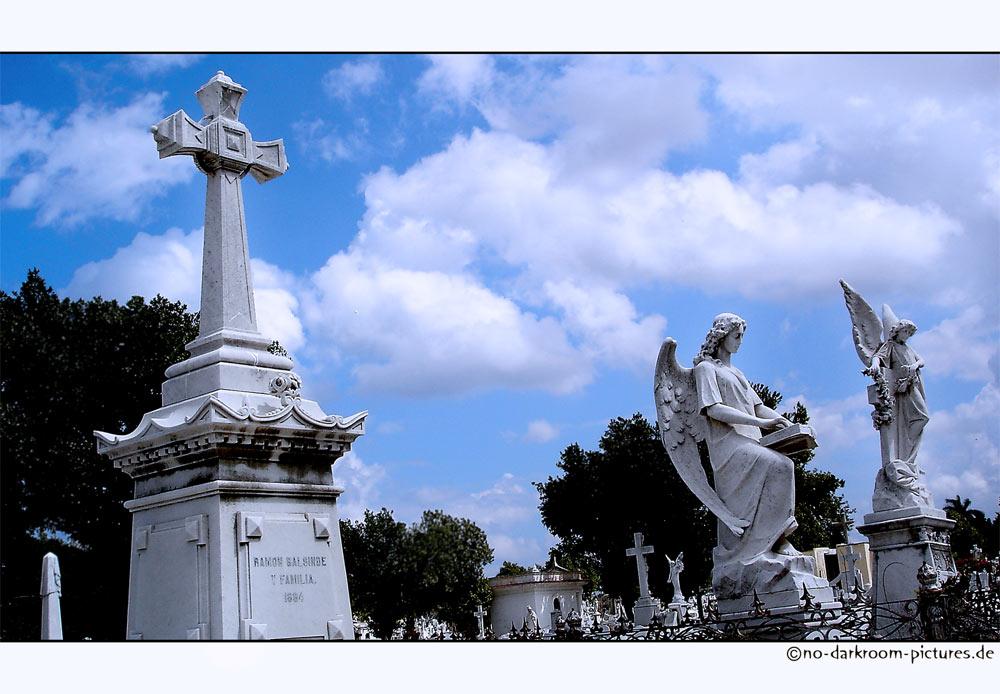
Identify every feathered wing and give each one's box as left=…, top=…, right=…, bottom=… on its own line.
left=654, top=338, right=748, bottom=536
left=839, top=279, right=883, bottom=367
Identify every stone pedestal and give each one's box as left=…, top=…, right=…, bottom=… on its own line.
left=858, top=506, right=956, bottom=614
left=98, top=386, right=365, bottom=640
left=718, top=585, right=840, bottom=620
left=632, top=596, right=658, bottom=627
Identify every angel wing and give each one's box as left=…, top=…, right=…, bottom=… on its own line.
left=839, top=279, right=884, bottom=367
left=654, top=338, right=748, bottom=536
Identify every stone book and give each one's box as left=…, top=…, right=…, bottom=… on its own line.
left=759, top=423, right=818, bottom=455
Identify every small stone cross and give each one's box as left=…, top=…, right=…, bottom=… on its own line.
left=836, top=549, right=862, bottom=592
left=150, top=71, right=287, bottom=340
left=474, top=604, right=487, bottom=639
left=626, top=532, right=655, bottom=599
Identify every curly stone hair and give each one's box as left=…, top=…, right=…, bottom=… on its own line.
left=693, top=313, right=747, bottom=366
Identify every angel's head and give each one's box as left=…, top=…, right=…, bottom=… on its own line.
left=694, top=313, right=747, bottom=365
left=889, top=319, right=917, bottom=343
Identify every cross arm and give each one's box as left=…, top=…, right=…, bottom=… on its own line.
left=150, top=110, right=207, bottom=159
left=248, top=139, right=288, bottom=184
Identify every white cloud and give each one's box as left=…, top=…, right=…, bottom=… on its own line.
left=417, top=54, right=495, bottom=106
left=294, top=117, right=367, bottom=162
left=911, top=306, right=999, bottom=382
left=523, top=420, right=559, bottom=444
left=322, top=58, right=384, bottom=101
left=126, top=55, right=203, bottom=76
left=300, top=250, right=592, bottom=396
left=61, top=227, right=306, bottom=351
left=923, top=383, right=1000, bottom=512
left=1, top=94, right=194, bottom=227
left=62, top=226, right=202, bottom=307
left=333, top=450, right=387, bottom=521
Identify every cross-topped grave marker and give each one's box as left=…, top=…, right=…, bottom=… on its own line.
left=151, top=70, right=286, bottom=338
left=626, top=532, right=655, bottom=599
left=96, top=71, right=366, bottom=640
left=474, top=604, right=487, bottom=639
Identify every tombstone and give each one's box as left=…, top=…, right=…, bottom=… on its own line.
left=626, top=532, right=658, bottom=626
left=474, top=604, right=487, bottom=640
left=95, top=72, right=366, bottom=640
left=40, top=552, right=62, bottom=640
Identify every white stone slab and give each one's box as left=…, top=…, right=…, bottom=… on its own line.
left=239, top=512, right=343, bottom=640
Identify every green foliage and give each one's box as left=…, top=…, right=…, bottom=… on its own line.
left=341, top=507, right=494, bottom=639
left=535, top=414, right=716, bottom=602
left=944, top=496, right=998, bottom=559
left=496, top=560, right=530, bottom=577
left=1, top=270, right=199, bottom=640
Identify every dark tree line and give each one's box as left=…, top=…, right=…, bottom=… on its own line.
left=340, top=508, right=494, bottom=639
left=1, top=270, right=199, bottom=640
left=535, top=389, right=856, bottom=606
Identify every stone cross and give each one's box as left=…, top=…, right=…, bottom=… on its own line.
left=40, top=552, right=62, bottom=640
left=474, top=604, right=487, bottom=639
left=150, top=71, right=287, bottom=340
left=626, top=532, right=655, bottom=599
left=836, top=549, right=862, bottom=592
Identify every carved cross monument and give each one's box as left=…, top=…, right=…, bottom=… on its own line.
left=474, top=604, right=487, bottom=639
left=626, top=532, right=654, bottom=599
left=626, top=532, right=658, bottom=627
left=151, top=71, right=285, bottom=340
left=96, top=72, right=366, bottom=640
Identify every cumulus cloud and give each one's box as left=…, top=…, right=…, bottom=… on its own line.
left=0, top=94, right=194, bottom=227
left=523, top=420, right=559, bottom=444
left=126, top=55, right=203, bottom=76
left=333, top=450, right=387, bottom=521
left=322, top=58, right=384, bottom=101
left=61, top=227, right=306, bottom=351
left=911, top=306, right=999, bottom=382
left=300, top=250, right=592, bottom=395
left=923, top=383, right=1000, bottom=512
left=417, top=54, right=495, bottom=106
left=63, top=226, right=202, bottom=307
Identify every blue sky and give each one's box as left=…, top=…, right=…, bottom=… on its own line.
left=2, top=53, right=998, bottom=574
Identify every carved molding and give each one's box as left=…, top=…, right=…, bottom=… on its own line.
left=327, top=619, right=346, bottom=640
left=135, top=526, right=150, bottom=552
left=241, top=619, right=267, bottom=640
left=238, top=512, right=264, bottom=544
left=185, top=515, right=208, bottom=545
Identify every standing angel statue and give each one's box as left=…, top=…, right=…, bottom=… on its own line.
left=654, top=314, right=828, bottom=603
left=840, top=280, right=933, bottom=511
left=665, top=552, right=686, bottom=604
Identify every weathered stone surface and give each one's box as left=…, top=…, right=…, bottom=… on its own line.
left=97, top=71, right=364, bottom=640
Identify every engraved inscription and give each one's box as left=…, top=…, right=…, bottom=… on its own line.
left=243, top=516, right=338, bottom=639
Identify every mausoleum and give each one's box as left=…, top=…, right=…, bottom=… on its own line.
left=489, top=568, right=586, bottom=635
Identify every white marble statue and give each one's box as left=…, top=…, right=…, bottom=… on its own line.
left=665, top=552, right=686, bottom=604
left=654, top=313, right=828, bottom=603
left=526, top=605, right=539, bottom=632
left=840, top=280, right=933, bottom=511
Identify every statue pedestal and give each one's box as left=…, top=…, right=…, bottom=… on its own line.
left=718, top=585, right=840, bottom=620
left=857, top=505, right=956, bottom=635
left=632, top=596, right=658, bottom=627
left=99, top=389, right=365, bottom=640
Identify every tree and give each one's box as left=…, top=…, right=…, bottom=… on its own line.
left=340, top=507, right=494, bottom=639
left=495, top=560, right=530, bottom=577
left=1, top=270, right=198, bottom=640
left=339, top=508, right=418, bottom=639
left=535, top=414, right=716, bottom=604
left=944, top=495, right=996, bottom=559
left=751, top=384, right=855, bottom=551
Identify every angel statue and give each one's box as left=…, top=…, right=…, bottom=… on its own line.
left=665, top=552, right=686, bottom=604
left=654, top=313, right=829, bottom=603
left=840, top=279, right=933, bottom=512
